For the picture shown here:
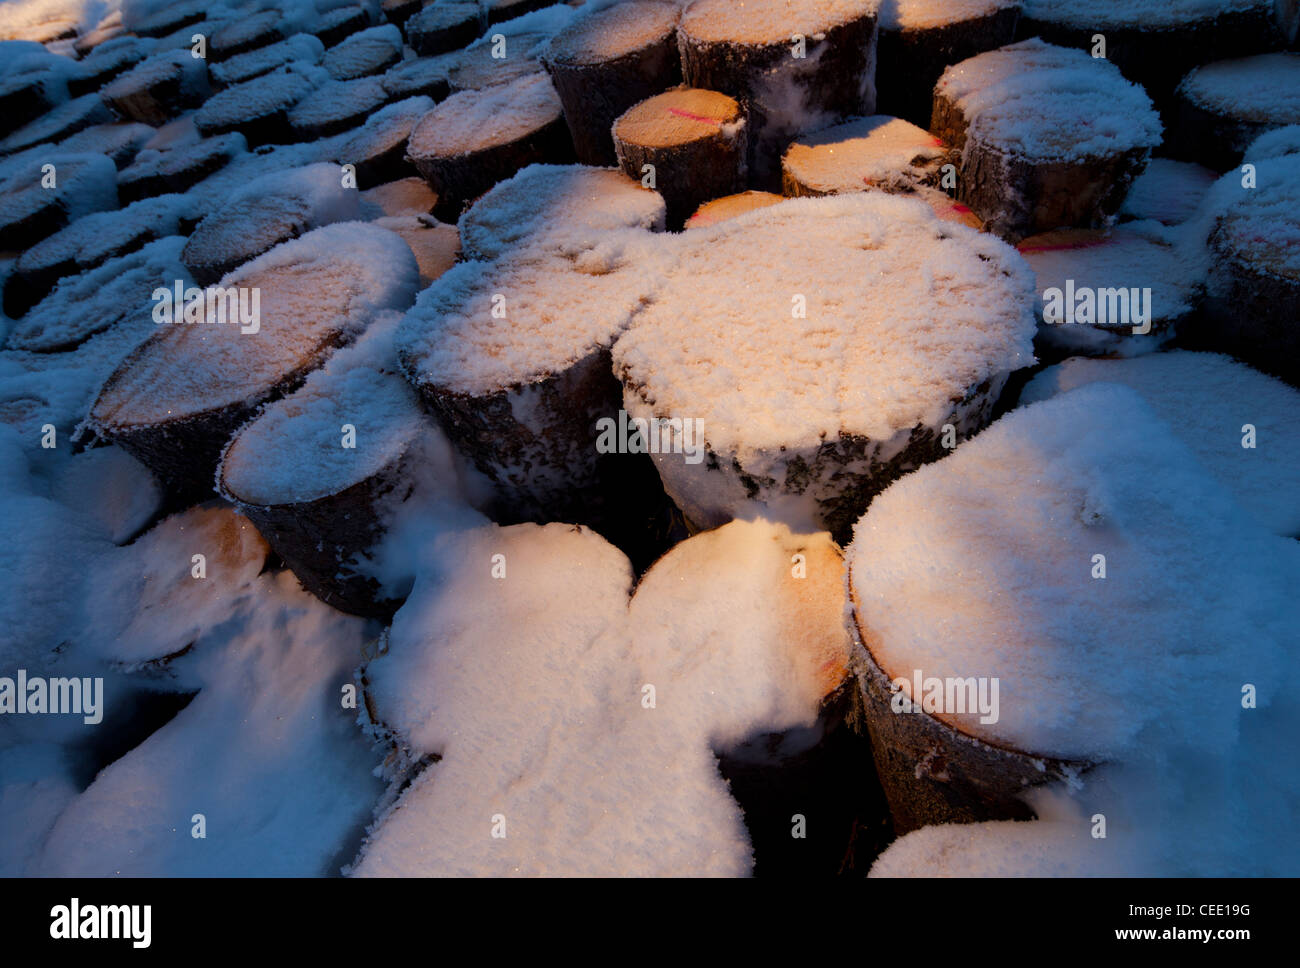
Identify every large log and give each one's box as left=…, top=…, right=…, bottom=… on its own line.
left=1170, top=53, right=1300, bottom=171
left=612, top=87, right=746, bottom=230
left=931, top=39, right=1160, bottom=242
left=610, top=191, right=1037, bottom=542
left=406, top=72, right=574, bottom=221
left=677, top=0, right=880, bottom=189
left=540, top=0, right=682, bottom=166
left=85, top=223, right=420, bottom=502
left=875, top=0, right=1020, bottom=128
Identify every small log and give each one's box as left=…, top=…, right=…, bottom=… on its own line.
left=677, top=0, right=879, bottom=189
left=209, top=11, right=289, bottom=62
left=380, top=55, right=455, bottom=102
left=612, top=87, right=746, bottom=229
left=0, top=63, right=67, bottom=136
left=310, top=4, right=372, bottom=48
left=1170, top=53, right=1300, bottom=171
left=0, top=153, right=118, bottom=251
left=117, top=132, right=246, bottom=203
left=56, top=122, right=154, bottom=170
left=684, top=189, right=784, bottom=229
left=68, top=36, right=155, bottom=97
left=847, top=579, right=1087, bottom=835
left=484, top=0, right=555, bottom=26
left=209, top=34, right=327, bottom=89
left=540, top=0, right=682, bottom=166
left=100, top=50, right=211, bottom=126
left=404, top=2, right=487, bottom=57
left=334, top=95, right=435, bottom=188
left=287, top=76, right=391, bottom=140
left=781, top=114, right=953, bottom=197
left=127, top=0, right=206, bottom=39
left=458, top=164, right=665, bottom=262
left=397, top=242, right=662, bottom=524
left=86, top=222, right=420, bottom=502
left=0, top=93, right=114, bottom=155
left=445, top=31, right=548, bottom=93
left=932, top=40, right=1160, bottom=242
left=218, top=331, right=437, bottom=617
left=406, top=72, right=574, bottom=221
left=372, top=214, right=461, bottom=286
left=193, top=68, right=317, bottom=147
left=379, top=0, right=423, bottom=31
left=358, top=176, right=438, bottom=218
left=322, top=24, right=405, bottom=80
left=1019, top=1, right=1290, bottom=119
left=875, top=0, right=1020, bottom=128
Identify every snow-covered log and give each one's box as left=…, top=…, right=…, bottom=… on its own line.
left=286, top=76, right=390, bottom=141
left=1170, top=53, right=1300, bottom=171
left=0, top=152, right=117, bottom=250
left=333, top=96, right=434, bottom=189
left=322, top=25, right=405, bottom=80
left=100, top=50, right=210, bottom=125
left=611, top=191, right=1037, bottom=540
left=876, top=0, right=1020, bottom=127
left=781, top=114, right=953, bottom=197
left=677, top=0, right=880, bottom=188
left=406, top=73, right=573, bottom=221
left=541, top=0, right=683, bottom=166
left=86, top=223, right=420, bottom=502
left=209, top=12, right=289, bottom=62
left=404, top=2, right=486, bottom=57
left=931, top=39, right=1160, bottom=242
left=397, top=233, right=666, bottom=524
left=117, top=132, right=246, bottom=202
left=193, top=68, right=318, bottom=147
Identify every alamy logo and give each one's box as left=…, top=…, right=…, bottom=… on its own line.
left=0, top=670, right=102, bottom=724
left=152, top=280, right=261, bottom=334
left=595, top=409, right=705, bottom=465
left=1042, top=279, right=1152, bottom=335
left=890, top=670, right=1000, bottom=725
left=50, top=899, right=151, bottom=948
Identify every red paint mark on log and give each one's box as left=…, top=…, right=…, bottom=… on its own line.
left=667, top=107, right=721, bottom=125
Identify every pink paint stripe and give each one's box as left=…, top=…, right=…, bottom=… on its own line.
left=1017, top=238, right=1113, bottom=253
left=667, top=107, right=721, bottom=125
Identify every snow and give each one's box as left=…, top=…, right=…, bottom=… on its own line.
left=406, top=71, right=561, bottom=158
left=89, top=221, right=419, bottom=430
left=1020, top=352, right=1300, bottom=537
left=1119, top=157, right=1218, bottom=224
left=543, top=0, right=678, bottom=65
left=846, top=382, right=1298, bottom=761
left=611, top=191, right=1036, bottom=529
left=351, top=518, right=848, bottom=876
left=1177, top=53, right=1300, bottom=124
left=782, top=115, right=950, bottom=193
left=7, top=236, right=192, bottom=353
left=49, top=445, right=160, bottom=544
left=219, top=311, right=433, bottom=506
left=681, top=0, right=879, bottom=45
left=1017, top=222, right=1198, bottom=355
left=399, top=230, right=668, bottom=396
left=936, top=39, right=1162, bottom=161
left=1245, top=124, right=1300, bottom=161
left=879, top=0, right=1017, bottom=31
left=459, top=163, right=666, bottom=261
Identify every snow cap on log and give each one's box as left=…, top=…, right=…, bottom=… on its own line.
left=1171, top=53, right=1300, bottom=171
left=87, top=222, right=421, bottom=500
left=677, top=0, right=882, bottom=187
left=99, top=48, right=210, bottom=125
left=333, top=94, right=435, bottom=188
left=351, top=517, right=848, bottom=876
left=1021, top=351, right=1300, bottom=538
left=0, top=152, right=117, bottom=250
left=611, top=191, right=1037, bottom=539
left=459, top=163, right=666, bottom=261
left=322, top=24, right=405, bottom=80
